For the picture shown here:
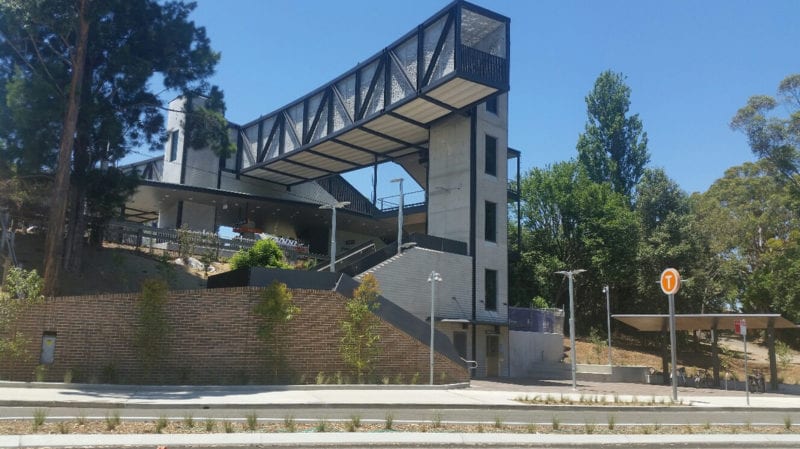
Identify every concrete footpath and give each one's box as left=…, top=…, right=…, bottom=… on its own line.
left=2, top=378, right=799, bottom=409
left=0, top=379, right=799, bottom=448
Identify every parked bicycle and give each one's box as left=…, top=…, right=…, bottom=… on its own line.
left=693, top=369, right=713, bottom=388
left=671, top=366, right=687, bottom=386
left=748, top=369, right=766, bottom=393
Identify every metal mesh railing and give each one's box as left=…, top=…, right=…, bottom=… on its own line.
left=509, top=307, right=565, bottom=334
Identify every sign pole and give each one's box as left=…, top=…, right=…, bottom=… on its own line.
left=669, top=293, right=677, bottom=402
left=660, top=268, right=681, bottom=403
left=743, top=320, right=749, bottom=406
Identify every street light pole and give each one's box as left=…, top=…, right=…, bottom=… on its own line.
left=428, top=270, right=442, bottom=385
left=556, top=269, right=586, bottom=391
left=603, top=285, right=612, bottom=367
left=390, top=178, right=404, bottom=255
left=319, top=201, right=350, bottom=272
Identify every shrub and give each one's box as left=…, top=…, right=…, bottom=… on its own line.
left=530, top=296, right=549, bottom=309
left=0, top=267, right=44, bottom=363
left=230, top=239, right=288, bottom=270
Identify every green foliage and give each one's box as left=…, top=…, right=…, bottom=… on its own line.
left=34, top=364, right=47, bottom=382
left=694, top=160, right=800, bottom=318
left=0, top=0, right=224, bottom=278
left=510, top=161, right=639, bottom=329
left=105, top=411, right=121, bottom=430
left=245, top=412, right=258, bottom=431
left=340, top=274, right=382, bottom=382
left=588, top=327, right=605, bottom=364
left=530, top=296, right=549, bottom=309
left=32, top=408, right=47, bottom=431
left=176, top=225, right=196, bottom=262
left=283, top=415, right=296, bottom=432
left=0, top=267, right=44, bottom=363
left=155, top=415, right=168, bottom=433
left=731, top=73, right=800, bottom=195
left=253, top=281, right=299, bottom=382
left=183, top=87, right=236, bottom=158
left=134, top=279, right=170, bottom=375
left=230, top=239, right=289, bottom=270
left=775, top=340, right=794, bottom=371
left=577, top=71, right=650, bottom=199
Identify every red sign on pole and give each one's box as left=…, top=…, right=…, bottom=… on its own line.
left=735, top=319, right=747, bottom=336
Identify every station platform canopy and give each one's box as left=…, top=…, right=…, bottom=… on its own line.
left=613, top=314, right=798, bottom=332
left=235, top=1, right=510, bottom=186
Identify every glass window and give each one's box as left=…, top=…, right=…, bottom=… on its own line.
left=485, top=135, right=497, bottom=176
left=485, top=269, right=497, bottom=311
left=485, top=201, right=496, bottom=242
left=169, top=130, right=179, bottom=162
left=486, top=96, right=497, bottom=114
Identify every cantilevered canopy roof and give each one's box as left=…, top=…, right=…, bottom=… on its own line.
left=613, top=314, right=798, bottom=332
left=236, top=1, right=510, bottom=186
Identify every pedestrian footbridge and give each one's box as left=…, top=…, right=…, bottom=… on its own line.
left=234, top=1, right=509, bottom=186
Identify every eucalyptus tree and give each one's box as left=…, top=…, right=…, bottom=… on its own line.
left=694, top=160, right=800, bottom=388
left=731, top=73, right=800, bottom=194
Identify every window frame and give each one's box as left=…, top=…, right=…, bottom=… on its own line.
left=485, top=268, right=497, bottom=311
left=485, top=96, right=498, bottom=115
left=484, top=200, right=497, bottom=242
left=169, top=130, right=179, bottom=162
left=484, top=134, right=497, bottom=176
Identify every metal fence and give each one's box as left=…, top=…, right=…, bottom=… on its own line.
left=509, top=307, right=565, bottom=334
left=104, top=221, right=312, bottom=260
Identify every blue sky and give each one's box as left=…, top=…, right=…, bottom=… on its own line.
left=151, top=0, right=799, bottom=200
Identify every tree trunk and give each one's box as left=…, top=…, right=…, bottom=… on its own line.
left=767, top=321, right=778, bottom=391
left=42, top=0, right=90, bottom=296
left=63, top=186, right=88, bottom=273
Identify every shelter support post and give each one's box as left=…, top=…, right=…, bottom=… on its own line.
left=711, top=328, right=720, bottom=387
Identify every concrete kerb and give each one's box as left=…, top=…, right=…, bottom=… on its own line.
left=0, top=380, right=471, bottom=391
left=2, top=432, right=800, bottom=449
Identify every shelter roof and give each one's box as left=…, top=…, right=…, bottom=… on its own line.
left=612, top=314, right=798, bottom=332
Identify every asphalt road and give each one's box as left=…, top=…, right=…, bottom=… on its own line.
left=1, top=405, right=796, bottom=428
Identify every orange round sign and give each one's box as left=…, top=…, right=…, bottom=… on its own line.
left=660, top=268, right=681, bottom=295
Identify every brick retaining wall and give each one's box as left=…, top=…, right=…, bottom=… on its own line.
left=0, top=287, right=467, bottom=385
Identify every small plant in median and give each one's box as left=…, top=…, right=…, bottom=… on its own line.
left=105, top=411, right=121, bottom=430
left=182, top=413, right=194, bottom=428
left=155, top=415, right=168, bottom=433
left=245, top=412, right=258, bottom=431
left=32, top=409, right=47, bottom=431
left=284, top=415, right=296, bottom=432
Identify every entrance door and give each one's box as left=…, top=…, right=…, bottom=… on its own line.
left=486, top=334, right=499, bottom=377
left=453, top=331, right=467, bottom=359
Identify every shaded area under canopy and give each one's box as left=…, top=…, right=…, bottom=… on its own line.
left=613, top=313, right=798, bottom=332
